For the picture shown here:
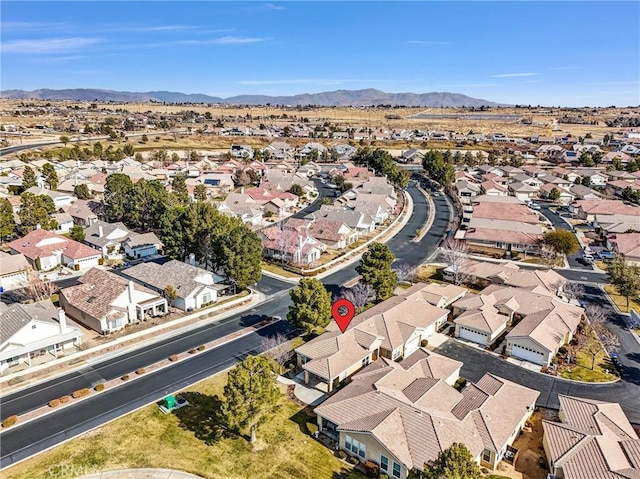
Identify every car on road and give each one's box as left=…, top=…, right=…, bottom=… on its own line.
left=582, top=254, right=595, bottom=265
left=433, top=192, right=440, bottom=197
left=529, top=203, right=541, bottom=210
left=597, top=250, right=617, bottom=260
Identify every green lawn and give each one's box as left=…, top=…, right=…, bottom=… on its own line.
left=560, top=350, right=617, bottom=382
left=261, top=262, right=301, bottom=279
left=5, top=373, right=364, bottom=479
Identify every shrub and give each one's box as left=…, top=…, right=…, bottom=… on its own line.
left=421, top=339, right=429, bottom=347
left=135, top=368, right=145, bottom=375
left=121, top=374, right=130, bottom=381
left=379, top=474, right=389, bottom=479
left=94, top=383, right=105, bottom=392
left=49, top=399, right=61, bottom=408
left=72, top=388, right=89, bottom=399
left=59, top=395, right=71, bottom=403
left=188, top=349, right=197, bottom=354
left=336, top=450, right=347, bottom=460
left=169, top=354, right=178, bottom=362
left=347, top=455, right=359, bottom=465
left=558, top=346, right=568, bottom=355
left=8, top=376, right=24, bottom=386
left=197, top=345, right=205, bottom=351
left=2, top=416, right=18, bottom=428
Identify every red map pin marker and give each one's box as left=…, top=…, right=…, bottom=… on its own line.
left=332, top=298, right=356, bottom=333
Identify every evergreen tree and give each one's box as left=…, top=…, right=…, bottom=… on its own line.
left=69, top=224, right=85, bottom=242
left=104, top=173, right=134, bottom=223
left=42, top=163, right=59, bottom=190
left=171, top=174, right=189, bottom=204
left=219, top=226, right=262, bottom=289
left=194, top=184, right=208, bottom=202
left=221, top=355, right=280, bottom=443
left=287, top=278, right=332, bottom=334
left=18, top=192, right=57, bottom=233
left=22, top=166, right=37, bottom=190
left=412, top=443, right=482, bottom=479
left=0, top=197, right=16, bottom=240
left=356, top=242, right=397, bottom=300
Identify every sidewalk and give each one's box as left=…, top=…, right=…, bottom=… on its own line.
left=0, top=312, right=279, bottom=434
left=1, top=291, right=262, bottom=395
left=262, top=188, right=414, bottom=283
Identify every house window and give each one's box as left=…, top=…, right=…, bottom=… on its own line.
left=380, top=455, right=388, bottom=472
left=482, top=449, right=492, bottom=463
left=392, top=462, right=401, bottom=478
left=202, top=293, right=212, bottom=304
left=345, top=435, right=366, bottom=458
left=345, top=435, right=352, bottom=452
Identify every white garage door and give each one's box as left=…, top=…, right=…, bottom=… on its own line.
left=511, top=344, right=545, bottom=365
left=458, top=327, right=488, bottom=346
left=405, top=336, right=421, bottom=356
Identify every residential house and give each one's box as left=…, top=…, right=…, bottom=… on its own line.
left=296, top=283, right=451, bottom=392
left=122, top=232, right=163, bottom=259
left=305, top=219, right=358, bottom=250
left=65, top=199, right=100, bottom=227
left=0, top=301, right=83, bottom=374
left=455, top=179, right=482, bottom=204
left=0, top=251, right=30, bottom=291
left=24, top=186, right=74, bottom=209
left=260, top=226, right=325, bottom=265
left=572, top=199, right=640, bottom=222
left=59, top=268, right=167, bottom=334
left=539, top=183, right=575, bottom=205
left=568, top=184, right=600, bottom=201
left=314, top=353, right=539, bottom=478
left=543, top=395, right=640, bottom=479
left=8, top=229, right=101, bottom=271
left=51, top=211, right=74, bottom=234
left=607, top=233, right=640, bottom=265
left=307, top=206, right=376, bottom=234
left=218, top=193, right=263, bottom=226
left=83, top=221, right=130, bottom=258
left=121, top=259, right=227, bottom=311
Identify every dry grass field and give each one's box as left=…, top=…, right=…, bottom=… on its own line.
left=2, top=99, right=634, bottom=142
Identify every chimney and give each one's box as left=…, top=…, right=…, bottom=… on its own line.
left=128, top=281, right=135, bottom=303
left=189, top=253, right=196, bottom=267
left=298, top=235, right=304, bottom=249
left=58, top=309, right=67, bottom=334
left=98, top=225, right=104, bottom=238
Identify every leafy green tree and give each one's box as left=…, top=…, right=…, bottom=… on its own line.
left=581, top=176, right=592, bottom=187
left=548, top=187, right=561, bottom=201
left=356, top=242, right=397, bottom=300
left=289, top=183, right=305, bottom=197
left=194, top=184, right=208, bottom=202
left=0, top=198, right=16, bottom=240
left=18, top=192, right=57, bottom=233
left=422, top=150, right=455, bottom=186
left=608, top=257, right=640, bottom=310
left=59, top=135, right=70, bottom=146
left=93, top=142, right=103, bottom=159
left=171, top=174, right=189, bottom=204
left=542, top=229, right=579, bottom=256
left=287, top=278, right=332, bottom=334
left=412, top=443, right=482, bottom=479
left=22, top=166, right=37, bottom=190
left=219, top=226, right=262, bottom=289
left=123, top=143, right=135, bottom=157
left=104, top=173, right=134, bottom=223
left=353, top=147, right=409, bottom=187
left=42, top=163, right=59, bottom=190
left=73, top=183, right=92, bottom=200
left=69, top=224, right=85, bottom=242
left=221, top=355, right=280, bottom=443
left=141, top=134, right=148, bottom=143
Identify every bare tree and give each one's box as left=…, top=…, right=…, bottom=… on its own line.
left=20, top=268, right=58, bottom=303
left=341, top=283, right=373, bottom=311
left=260, top=332, right=292, bottom=374
left=394, top=262, right=416, bottom=284
left=539, top=246, right=558, bottom=267
left=438, top=239, right=470, bottom=285
left=273, top=226, right=297, bottom=265
left=563, top=282, right=585, bottom=302
left=582, top=305, right=619, bottom=370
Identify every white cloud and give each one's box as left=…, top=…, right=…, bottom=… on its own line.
left=489, top=72, right=541, bottom=78
left=406, top=40, right=450, bottom=46
left=181, top=36, right=269, bottom=45
left=0, top=21, right=70, bottom=31
left=30, top=55, right=87, bottom=64
left=264, top=3, right=285, bottom=10
left=2, top=37, right=104, bottom=54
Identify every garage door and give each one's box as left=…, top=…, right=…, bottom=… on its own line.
left=511, top=344, right=545, bottom=365
left=458, top=327, right=488, bottom=346
left=405, top=336, right=421, bottom=356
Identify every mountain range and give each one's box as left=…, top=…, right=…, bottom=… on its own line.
left=0, top=88, right=501, bottom=107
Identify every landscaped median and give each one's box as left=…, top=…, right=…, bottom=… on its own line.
left=0, top=316, right=278, bottom=434
left=1, top=290, right=256, bottom=394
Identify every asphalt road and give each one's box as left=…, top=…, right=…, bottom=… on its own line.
left=0, top=185, right=449, bottom=467
left=538, top=202, right=591, bottom=270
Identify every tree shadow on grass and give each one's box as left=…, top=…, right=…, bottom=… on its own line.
left=289, top=406, right=317, bottom=436
left=172, top=391, right=240, bottom=445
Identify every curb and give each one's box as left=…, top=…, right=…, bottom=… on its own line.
left=0, top=292, right=260, bottom=395
left=0, top=318, right=280, bottom=435
left=413, top=185, right=434, bottom=242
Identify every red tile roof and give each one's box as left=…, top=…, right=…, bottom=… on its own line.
left=8, top=229, right=101, bottom=261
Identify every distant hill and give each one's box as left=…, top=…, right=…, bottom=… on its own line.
left=0, top=87, right=501, bottom=107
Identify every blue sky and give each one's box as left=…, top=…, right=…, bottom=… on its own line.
left=2, top=1, right=639, bottom=107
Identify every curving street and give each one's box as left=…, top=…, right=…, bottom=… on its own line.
left=0, top=185, right=447, bottom=468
